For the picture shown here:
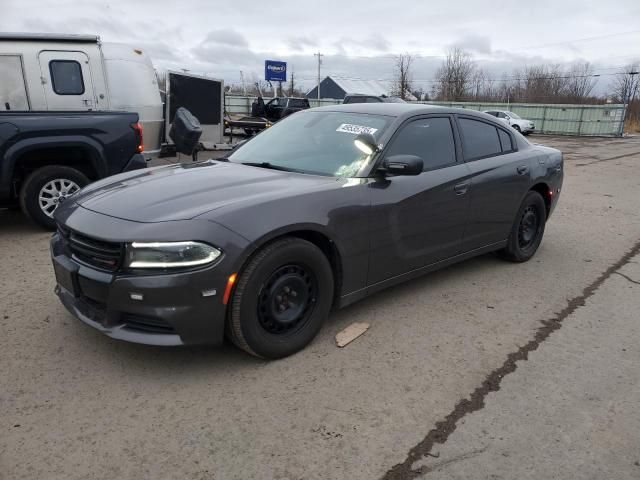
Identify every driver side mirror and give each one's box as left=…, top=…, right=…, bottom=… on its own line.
left=382, top=154, right=423, bottom=176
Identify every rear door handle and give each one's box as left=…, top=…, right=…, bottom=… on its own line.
left=454, top=182, right=469, bottom=195
left=517, top=165, right=529, bottom=175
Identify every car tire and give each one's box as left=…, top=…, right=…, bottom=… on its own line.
left=19, top=165, right=89, bottom=230
left=228, top=237, right=334, bottom=359
left=513, top=124, right=521, bottom=133
left=499, top=190, right=547, bottom=262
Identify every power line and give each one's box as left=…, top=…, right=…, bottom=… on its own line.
left=519, top=29, right=640, bottom=50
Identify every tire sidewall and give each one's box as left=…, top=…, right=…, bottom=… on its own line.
left=20, top=166, right=89, bottom=230
left=232, top=240, right=333, bottom=359
left=506, top=191, right=547, bottom=262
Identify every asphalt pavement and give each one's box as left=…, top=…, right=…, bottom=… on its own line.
left=1, top=134, right=639, bottom=480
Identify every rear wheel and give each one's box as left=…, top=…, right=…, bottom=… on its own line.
left=228, top=237, right=334, bottom=359
left=500, top=191, right=547, bottom=262
left=19, top=165, right=89, bottom=230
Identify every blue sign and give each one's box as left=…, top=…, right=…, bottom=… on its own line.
left=265, top=60, right=287, bottom=82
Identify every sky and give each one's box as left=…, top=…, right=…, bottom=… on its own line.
left=3, top=0, right=640, bottom=95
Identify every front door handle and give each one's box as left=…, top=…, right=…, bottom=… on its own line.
left=517, top=165, right=529, bottom=175
left=454, top=182, right=469, bottom=195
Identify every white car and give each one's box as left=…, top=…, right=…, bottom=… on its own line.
left=484, top=110, right=535, bottom=135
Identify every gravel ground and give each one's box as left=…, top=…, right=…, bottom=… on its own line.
left=1, top=134, right=639, bottom=480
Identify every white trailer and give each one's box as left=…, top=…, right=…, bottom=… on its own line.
left=0, top=33, right=164, bottom=153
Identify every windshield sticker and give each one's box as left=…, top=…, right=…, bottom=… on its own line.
left=336, top=124, right=378, bottom=135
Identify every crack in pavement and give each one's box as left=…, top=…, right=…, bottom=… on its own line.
left=380, top=239, right=640, bottom=480
left=614, top=271, right=640, bottom=285
left=574, top=151, right=640, bottom=167
left=418, top=447, right=488, bottom=474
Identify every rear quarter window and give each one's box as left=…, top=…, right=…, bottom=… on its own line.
left=498, top=129, right=514, bottom=152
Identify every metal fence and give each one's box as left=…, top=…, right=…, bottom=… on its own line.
left=225, top=95, right=626, bottom=137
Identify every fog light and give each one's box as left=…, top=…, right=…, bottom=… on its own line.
left=130, top=293, right=144, bottom=301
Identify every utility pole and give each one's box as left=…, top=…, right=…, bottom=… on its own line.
left=314, top=52, right=323, bottom=102
left=239, top=70, right=247, bottom=96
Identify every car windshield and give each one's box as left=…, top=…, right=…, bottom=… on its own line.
left=506, top=111, right=521, bottom=119
left=228, top=111, right=392, bottom=177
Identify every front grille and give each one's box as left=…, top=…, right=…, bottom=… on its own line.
left=121, top=314, right=176, bottom=334
left=68, top=231, right=123, bottom=272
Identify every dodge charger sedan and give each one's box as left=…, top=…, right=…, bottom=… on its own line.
left=51, top=104, right=563, bottom=358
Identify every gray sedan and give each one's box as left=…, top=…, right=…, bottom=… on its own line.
left=51, top=104, right=563, bottom=358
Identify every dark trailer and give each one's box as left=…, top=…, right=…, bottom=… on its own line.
left=164, top=71, right=224, bottom=150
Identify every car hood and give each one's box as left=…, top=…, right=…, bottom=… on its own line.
left=74, top=161, right=337, bottom=223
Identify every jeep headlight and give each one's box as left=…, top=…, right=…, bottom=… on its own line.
left=126, top=241, right=221, bottom=269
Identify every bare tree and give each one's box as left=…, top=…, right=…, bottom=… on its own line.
left=392, top=53, right=414, bottom=100
left=435, top=48, right=475, bottom=101
left=565, top=62, right=596, bottom=102
left=470, top=68, right=488, bottom=100
left=611, top=62, right=640, bottom=105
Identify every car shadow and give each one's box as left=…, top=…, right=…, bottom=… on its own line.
left=0, top=207, right=45, bottom=235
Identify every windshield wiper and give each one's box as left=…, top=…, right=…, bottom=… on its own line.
left=241, top=162, right=293, bottom=172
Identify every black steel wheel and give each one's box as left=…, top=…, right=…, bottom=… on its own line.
left=228, top=237, right=333, bottom=358
left=500, top=190, right=547, bottom=262
left=257, top=264, right=318, bottom=335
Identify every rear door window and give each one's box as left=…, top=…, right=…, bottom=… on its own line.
left=49, top=60, right=85, bottom=95
left=459, top=118, right=502, bottom=160
left=289, top=99, right=308, bottom=108
left=386, top=117, right=457, bottom=171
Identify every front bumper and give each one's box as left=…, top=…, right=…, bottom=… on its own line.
left=50, top=211, right=250, bottom=346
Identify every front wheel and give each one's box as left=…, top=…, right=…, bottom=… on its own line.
left=19, top=166, right=89, bottom=230
left=513, top=124, right=522, bottom=133
left=228, top=237, right=334, bottom=359
left=499, top=191, right=547, bottom=262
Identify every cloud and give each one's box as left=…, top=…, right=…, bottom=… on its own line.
left=451, top=34, right=492, bottom=54
left=286, top=36, right=317, bottom=52
left=365, top=34, right=391, bottom=52
left=5, top=0, right=635, bottom=97
left=201, top=29, right=249, bottom=48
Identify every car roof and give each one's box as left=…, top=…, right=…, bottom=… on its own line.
left=311, top=103, right=494, bottom=120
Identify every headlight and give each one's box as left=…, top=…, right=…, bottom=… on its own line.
left=125, top=241, right=221, bottom=269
